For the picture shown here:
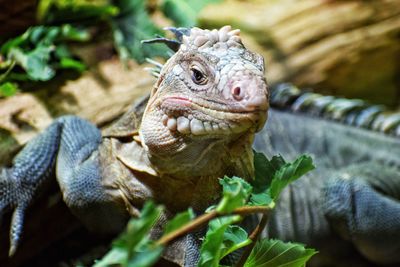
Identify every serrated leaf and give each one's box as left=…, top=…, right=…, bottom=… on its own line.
left=269, top=155, right=314, bottom=200
left=216, top=176, right=252, bottom=213
left=94, top=201, right=164, bottom=267
left=220, top=225, right=251, bottom=259
left=161, top=0, right=222, bottom=27
left=244, top=239, right=317, bottom=267
left=163, top=208, right=195, bottom=235
left=198, top=215, right=241, bottom=267
left=250, top=152, right=314, bottom=205
left=252, top=151, right=276, bottom=193
left=249, top=192, right=273, bottom=206
left=126, top=243, right=164, bottom=267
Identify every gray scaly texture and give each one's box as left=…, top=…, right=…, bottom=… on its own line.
left=254, top=84, right=400, bottom=264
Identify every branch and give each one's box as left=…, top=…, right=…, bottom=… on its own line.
left=156, top=205, right=271, bottom=246
left=235, top=211, right=269, bottom=267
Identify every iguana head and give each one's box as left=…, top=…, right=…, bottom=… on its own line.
left=139, top=26, right=268, bottom=179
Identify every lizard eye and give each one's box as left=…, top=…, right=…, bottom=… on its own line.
left=190, top=66, right=207, bottom=85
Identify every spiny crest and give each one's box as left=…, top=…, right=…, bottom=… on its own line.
left=181, top=25, right=243, bottom=51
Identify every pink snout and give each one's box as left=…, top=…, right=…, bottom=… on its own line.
left=230, top=77, right=268, bottom=111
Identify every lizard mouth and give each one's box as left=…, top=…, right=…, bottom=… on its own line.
left=159, top=96, right=266, bottom=136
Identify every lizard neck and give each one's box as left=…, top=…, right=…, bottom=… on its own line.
left=144, top=132, right=255, bottom=181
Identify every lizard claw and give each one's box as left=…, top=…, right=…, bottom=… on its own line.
left=0, top=168, right=31, bottom=256
left=9, top=206, right=26, bottom=256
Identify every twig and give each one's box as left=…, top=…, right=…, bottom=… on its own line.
left=156, top=205, right=271, bottom=246
left=235, top=211, right=269, bottom=267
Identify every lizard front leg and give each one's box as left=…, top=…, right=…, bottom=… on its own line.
left=0, top=115, right=127, bottom=256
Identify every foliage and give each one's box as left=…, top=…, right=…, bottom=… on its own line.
left=110, top=0, right=169, bottom=63
left=0, top=24, right=89, bottom=95
left=0, top=82, right=18, bottom=97
left=95, top=152, right=316, bottom=267
left=198, top=215, right=243, bottom=267
left=0, top=0, right=221, bottom=96
left=161, top=0, right=222, bottom=27
left=93, top=201, right=164, bottom=267
left=250, top=152, right=314, bottom=205
left=38, top=0, right=118, bottom=24
left=244, top=239, right=317, bottom=267
left=163, top=208, right=195, bottom=235
left=216, top=176, right=252, bottom=213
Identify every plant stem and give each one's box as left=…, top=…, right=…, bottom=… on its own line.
left=0, top=60, right=16, bottom=83
left=156, top=205, right=270, bottom=246
left=235, top=211, right=270, bottom=267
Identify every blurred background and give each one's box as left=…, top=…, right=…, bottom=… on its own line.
left=0, top=0, right=399, bottom=266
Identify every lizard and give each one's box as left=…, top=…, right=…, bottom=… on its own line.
left=0, top=25, right=399, bottom=266
left=0, top=26, right=268, bottom=266
left=145, top=29, right=400, bottom=266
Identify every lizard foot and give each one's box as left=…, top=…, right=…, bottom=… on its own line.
left=0, top=122, right=61, bottom=256
left=0, top=168, right=33, bottom=256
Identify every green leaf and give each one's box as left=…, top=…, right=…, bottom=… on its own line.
left=244, top=239, right=317, bottom=267
left=126, top=243, right=164, bottom=267
left=252, top=151, right=277, bottom=193
left=26, top=47, right=56, bottom=81
left=249, top=152, right=314, bottom=205
left=0, top=82, right=18, bottom=97
left=269, top=155, right=314, bottom=200
left=0, top=32, right=29, bottom=54
left=59, top=58, right=86, bottom=72
left=111, top=0, right=169, bottom=63
left=249, top=192, right=273, bottom=207
left=39, top=0, right=119, bottom=24
left=94, top=247, right=127, bottom=267
left=60, top=24, right=91, bottom=42
left=220, top=225, right=251, bottom=259
left=216, top=176, right=252, bottom=213
left=163, top=208, right=195, bottom=235
left=0, top=24, right=89, bottom=85
left=198, top=215, right=242, bottom=267
left=9, top=46, right=55, bottom=81
left=161, top=0, right=222, bottom=27
left=94, top=201, right=164, bottom=267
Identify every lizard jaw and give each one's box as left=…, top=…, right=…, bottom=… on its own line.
left=161, top=114, right=253, bottom=136
left=159, top=96, right=265, bottom=136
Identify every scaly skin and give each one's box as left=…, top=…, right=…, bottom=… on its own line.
left=0, top=26, right=268, bottom=266
left=2, top=26, right=399, bottom=267
left=136, top=26, right=268, bottom=210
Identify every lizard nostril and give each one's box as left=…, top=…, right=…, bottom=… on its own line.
left=232, top=86, right=243, bottom=100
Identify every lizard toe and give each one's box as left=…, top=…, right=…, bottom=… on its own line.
left=0, top=168, right=34, bottom=256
